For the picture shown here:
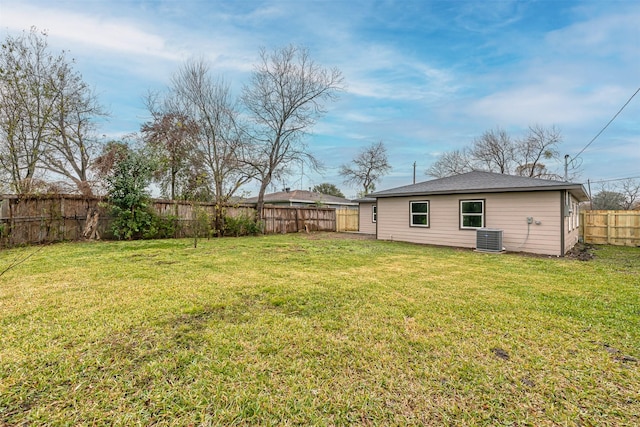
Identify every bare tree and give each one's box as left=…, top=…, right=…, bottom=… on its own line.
left=471, top=127, right=514, bottom=174
left=515, top=124, right=561, bottom=178
left=0, top=28, right=60, bottom=193
left=425, top=148, right=474, bottom=178
left=0, top=28, right=106, bottom=195
left=168, top=60, right=253, bottom=206
left=618, top=178, right=640, bottom=210
left=426, top=125, right=564, bottom=180
left=241, top=45, right=344, bottom=217
left=340, top=141, right=391, bottom=196
left=43, top=61, right=107, bottom=196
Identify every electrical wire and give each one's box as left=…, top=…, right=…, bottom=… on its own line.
left=589, top=175, right=640, bottom=184
left=571, top=87, right=640, bottom=162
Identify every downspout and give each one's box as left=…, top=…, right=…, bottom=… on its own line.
left=560, top=191, right=565, bottom=257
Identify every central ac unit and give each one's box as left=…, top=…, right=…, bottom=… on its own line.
left=476, top=228, right=504, bottom=253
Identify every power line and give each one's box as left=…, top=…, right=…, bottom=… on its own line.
left=589, top=175, right=640, bottom=184
left=571, top=87, right=640, bottom=161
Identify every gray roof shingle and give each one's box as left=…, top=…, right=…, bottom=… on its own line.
left=369, top=171, right=589, bottom=201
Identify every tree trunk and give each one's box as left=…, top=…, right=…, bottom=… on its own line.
left=256, top=176, right=271, bottom=222
left=82, top=208, right=100, bottom=240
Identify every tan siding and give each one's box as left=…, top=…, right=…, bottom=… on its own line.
left=358, top=202, right=377, bottom=234
left=564, top=193, right=581, bottom=253
left=377, top=191, right=565, bottom=256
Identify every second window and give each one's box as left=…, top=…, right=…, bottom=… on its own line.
left=410, top=201, right=429, bottom=227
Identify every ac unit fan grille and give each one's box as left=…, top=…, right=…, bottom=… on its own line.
left=476, top=228, right=503, bottom=252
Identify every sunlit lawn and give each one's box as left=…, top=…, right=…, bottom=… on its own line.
left=1, top=234, right=638, bottom=426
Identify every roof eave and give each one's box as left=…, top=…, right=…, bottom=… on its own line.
left=372, top=185, right=590, bottom=201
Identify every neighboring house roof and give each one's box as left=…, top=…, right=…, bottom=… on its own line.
left=245, top=189, right=358, bottom=206
left=369, top=171, right=590, bottom=201
left=352, top=197, right=376, bottom=203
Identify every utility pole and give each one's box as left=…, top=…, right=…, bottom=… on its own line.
left=413, top=161, right=416, bottom=184
left=564, top=154, right=569, bottom=181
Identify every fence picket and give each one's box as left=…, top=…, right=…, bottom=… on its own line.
left=580, top=210, right=640, bottom=246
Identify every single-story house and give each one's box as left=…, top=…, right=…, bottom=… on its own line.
left=366, top=171, right=589, bottom=256
left=245, top=189, right=358, bottom=209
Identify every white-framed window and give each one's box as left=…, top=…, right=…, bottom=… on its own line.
left=570, top=200, right=575, bottom=230
left=372, top=205, right=377, bottom=223
left=460, top=199, right=484, bottom=229
left=410, top=201, right=429, bottom=227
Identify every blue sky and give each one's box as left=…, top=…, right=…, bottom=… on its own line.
left=1, top=0, right=638, bottom=198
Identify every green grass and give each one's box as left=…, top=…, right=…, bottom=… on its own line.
left=1, top=234, right=639, bottom=426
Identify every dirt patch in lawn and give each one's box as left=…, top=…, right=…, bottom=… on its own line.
left=565, top=242, right=597, bottom=261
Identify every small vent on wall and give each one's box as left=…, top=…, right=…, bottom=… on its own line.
left=476, top=228, right=504, bottom=253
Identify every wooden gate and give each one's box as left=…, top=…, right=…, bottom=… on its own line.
left=336, top=208, right=359, bottom=232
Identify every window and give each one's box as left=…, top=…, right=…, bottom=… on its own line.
left=372, top=205, right=377, bottom=223
left=410, top=201, right=429, bottom=227
left=460, top=200, right=484, bottom=229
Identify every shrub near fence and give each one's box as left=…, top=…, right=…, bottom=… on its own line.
left=0, top=195, right=342, bottom=246
left=580, top=210, right=640, bottom=247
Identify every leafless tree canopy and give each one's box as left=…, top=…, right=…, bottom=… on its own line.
left=340, top=141, right=391, bottom=196
left=146, top=59, right=253, bottom=204
left=619, top=178, right=640, bottom=210
left=515, top=124, right=561, bottom=179
left=425, top=149, right=474, bottom=179
left=241, top=45, right=344, bottom=215
left=426, top=125, right=567, bottom=180
left=471, top=127, right=514, bottom=174
left=0, top=28, right=106, bottom=195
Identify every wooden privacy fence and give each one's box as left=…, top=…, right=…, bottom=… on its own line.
left=0, top=194, right=344, bottom=246
left=336, top=208, right=359, bottom=232
left=262, top=206, right=336, bottom=234
left=0, top=194, right=103, bottom=246
left=580, top=210, right=640, bottom=247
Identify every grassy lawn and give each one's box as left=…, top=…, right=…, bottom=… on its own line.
left=1, top=234, right=638, bottom=426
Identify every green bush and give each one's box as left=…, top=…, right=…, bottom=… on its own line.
left=153, top=215, right=178, bottom=239
left=224, top=214, right=262, bottom=237
left=110, top=204, right=157, bottom=240
left=103, top=145, right=157, bottom=240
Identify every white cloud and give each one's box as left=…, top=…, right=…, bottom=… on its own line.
left=545, top=10, right=640, bottom=60
left=338, top=45, right=459, bottom=102
left=461, top=5, right=640, bottom=135
left=466, top=83, right=629, bottom=125
left=2, top=2, right=180, bottom=61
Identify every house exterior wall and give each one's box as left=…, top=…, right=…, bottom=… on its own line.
left=358, top=202, right=377, bottom=234
left=376, top=191, right=566, bottom=256
left=564, top=192, right=581, bottom=253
